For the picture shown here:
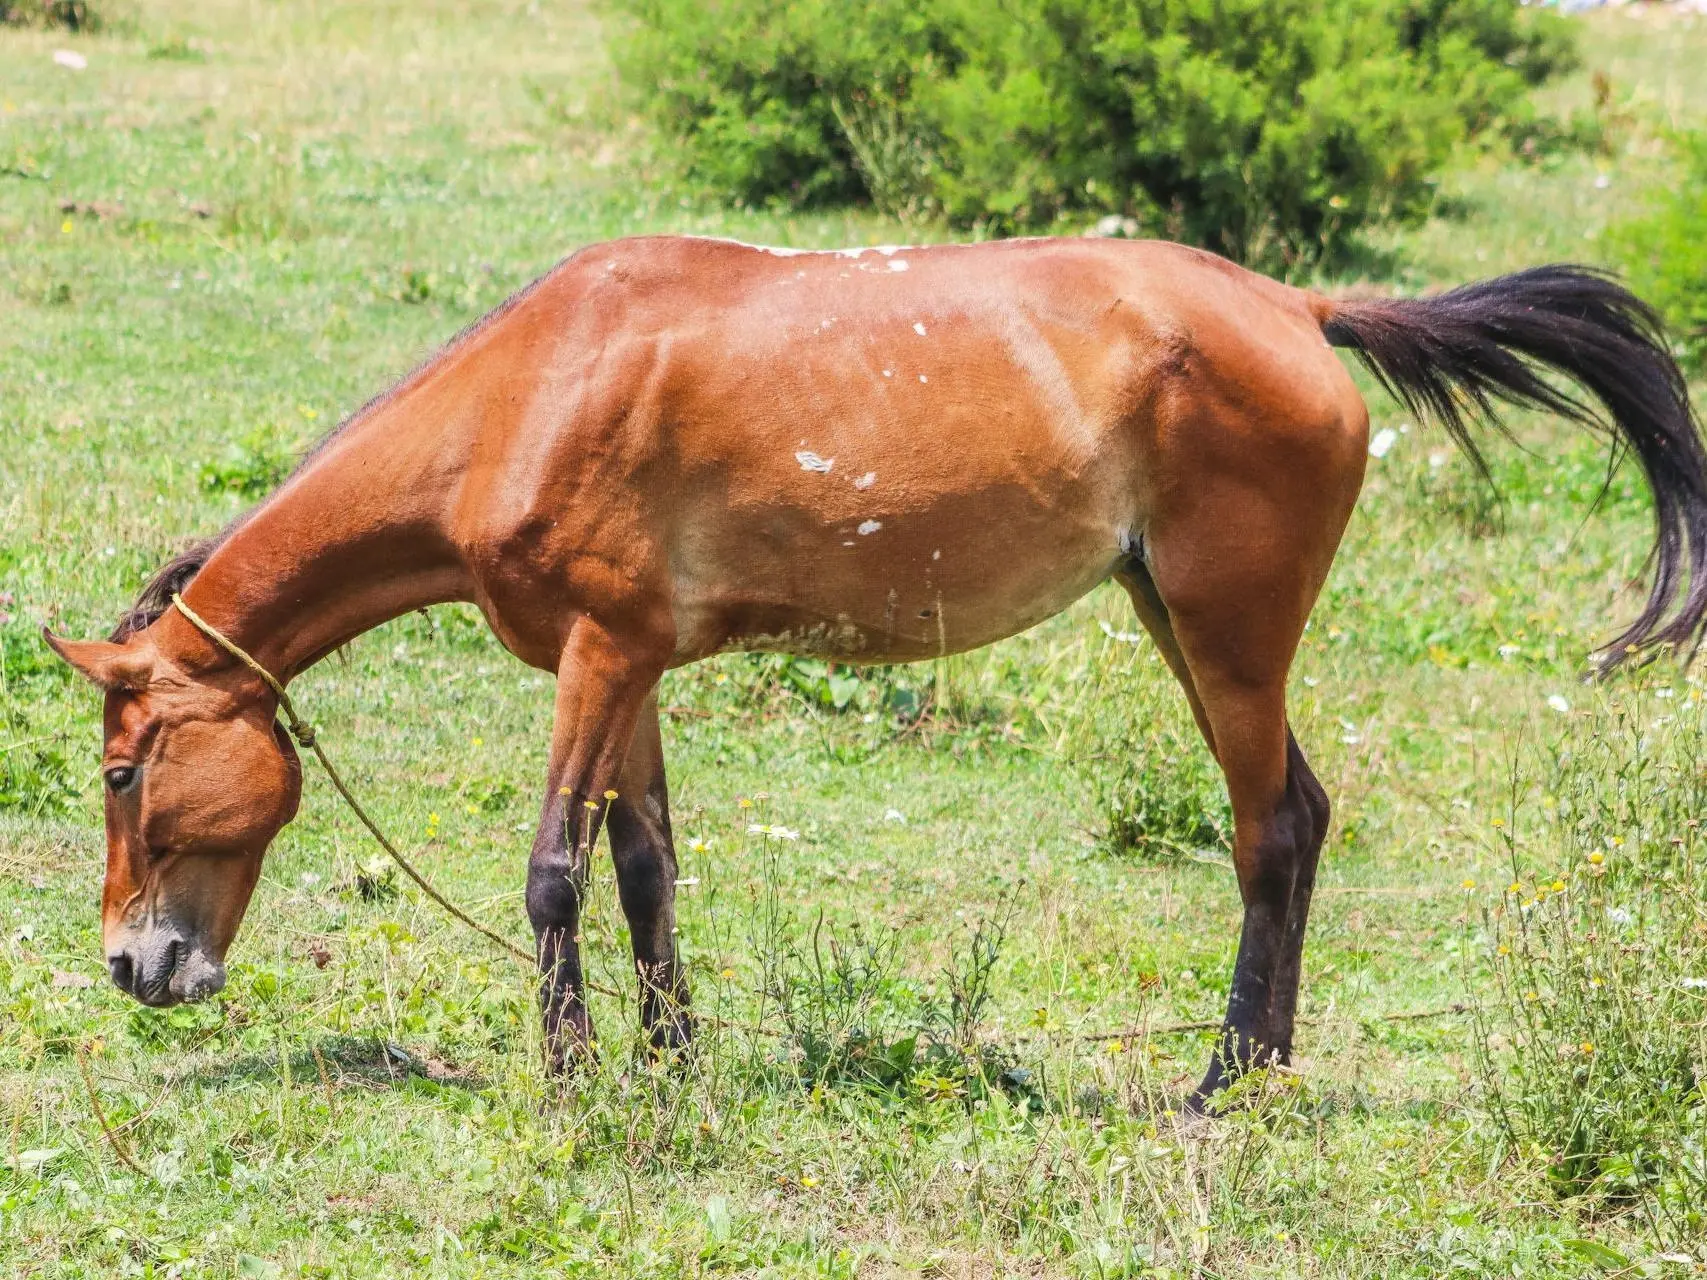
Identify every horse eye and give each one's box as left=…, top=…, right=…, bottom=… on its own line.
left=104, top=766, right=138, bottom=794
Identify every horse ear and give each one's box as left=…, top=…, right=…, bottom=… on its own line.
left=41, top=631, right=154, bottom=690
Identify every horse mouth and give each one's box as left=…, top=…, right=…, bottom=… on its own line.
left=109, top=936, right=227, bottom=1006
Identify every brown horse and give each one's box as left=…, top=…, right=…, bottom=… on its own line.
left=45, top=236, right=1707, bottom=1107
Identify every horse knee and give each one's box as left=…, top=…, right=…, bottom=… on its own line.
left=527, top=849, right=583, bottom=931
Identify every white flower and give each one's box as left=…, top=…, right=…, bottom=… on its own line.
left=1498, top=644, right=1521, bottom=661
left=883, top=808, right=906, bottom=824
left=1098, top=619, right=1143, bottom=643
left=1681, top=977, right=1707, bottom=990
left=1368, top=428, right=1398, bottom=459
left=1606, top=907, right=1632, bottom=926
left=747, top=823, right=799, bottom=841
left=1546, top=694, right=1570, bottom=714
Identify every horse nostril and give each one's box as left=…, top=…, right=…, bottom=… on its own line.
left=108, top=952, right=136, bottom=995
left=162, top=936, right=183, bottom=975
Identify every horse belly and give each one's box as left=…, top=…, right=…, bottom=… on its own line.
left=671, top=481, right=1131, bottom=666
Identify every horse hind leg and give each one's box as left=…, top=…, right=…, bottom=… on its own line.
left=1121, top=418, right=1358, bottom=1108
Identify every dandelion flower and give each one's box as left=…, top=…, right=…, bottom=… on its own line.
left=738, top=797, right=753, bottom=810
left=1491, top=818, right=1504, bottom=829
left=1580, top=1042, right=1595, bottom=1055
left=1507, top=881, right=1522, bottom=894
left=603, top=789, right=619, bottom=800
left=720, top=967, right=736, bottom=980
left=1550, top=880, right=1566, bottom=893
left=1497, top=945, right=1510, bottom=956
left=1461, top=878, right=1477, bottom=890
left=1587, top=852, right=1604, bottom=866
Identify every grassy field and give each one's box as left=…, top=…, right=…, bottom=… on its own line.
left=4, top=2, right=1707, bottom=1276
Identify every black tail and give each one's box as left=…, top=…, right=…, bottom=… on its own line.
left=1321, top=264, right=1707, bottom=670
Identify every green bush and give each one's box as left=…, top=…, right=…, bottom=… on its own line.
left=0, top=1, right=98, bottom=29
left=608, top=0, right=1573, bottom=265
left=1606, top=132, right=1707, bottom=370
left=1469, top=692, right=1707, bottom=1249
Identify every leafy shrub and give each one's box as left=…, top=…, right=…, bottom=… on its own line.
left=1606, top=132, right=1707, bottom=370
left=1469, top=692, right=1707, bottom=1248
left=0, top=1, right=97, bottom=30
left=607, top=0, right=1573, bottom=265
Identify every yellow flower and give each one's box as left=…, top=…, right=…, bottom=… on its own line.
left=1496, top=945, right=1510, bottom=956
left=1523, top=990, right=1540, bottom=1002
left=472, top=737, right=483, bottom=748
left=719, top=967, right=735, bottom=980
left=1580, top=1041, right=1595, bottom=1055
left=1507, top=881, right=1522, bottom=894
left=1551, top=880, right=1566, bottom=893
left=61, top=219, right=73, bottom=234
left=1461, top=878, right=1476, bottom=890
left=559, top=786, right=572, bottom=797
left=603, top=789, right=619, bottom=800
left=464, top=803, right=478, bottom=815
left=737, top=797, right=753, bottom=809
left=1491, top=818, right=1504, bottom=828
left=801, top=1175, right=818, bottom=1188
left=583, top=799, right=599, bottom=810
left=1106, top=1039, right=1125, bottom=1055
left=428, top=812, right=440, bottom=823
left=1587, top=852, right=1604, bottom=866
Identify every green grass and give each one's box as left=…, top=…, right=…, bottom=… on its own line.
left=4, top=3, right=1707, bottom=1275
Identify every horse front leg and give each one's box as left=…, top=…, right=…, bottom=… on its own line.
left=607, top=690, right=693, bottom=1057
left=528, top=617, right=666, bottom=1075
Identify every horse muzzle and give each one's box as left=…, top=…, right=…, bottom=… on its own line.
left=107, top=932, right=227, bottom=1006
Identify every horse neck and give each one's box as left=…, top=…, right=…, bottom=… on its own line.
left=162, top=389, right=479, bottom=682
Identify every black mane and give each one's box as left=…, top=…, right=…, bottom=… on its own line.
left=109, top=534, right=227, bottom=641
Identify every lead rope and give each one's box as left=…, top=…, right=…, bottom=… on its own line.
left=170, top=593, right=550, bottom=972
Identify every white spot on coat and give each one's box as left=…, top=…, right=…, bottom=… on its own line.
left=913, top=322, right=927, bottom=336
left=919, top=374, right=928, bottom=383
left=882, top=370, right=893, bottom=378
left=796, top=451, right=835, bottom=473
left=931, top=549, right=941, bottom=560
left=858, top=520, right=882, bottom=536
left=854, top=471, right=877, bottom=490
